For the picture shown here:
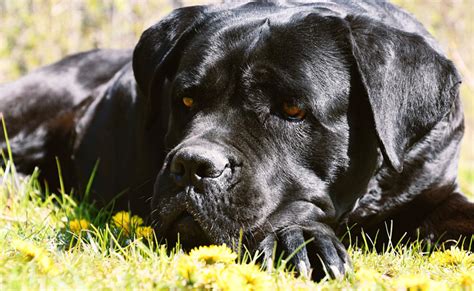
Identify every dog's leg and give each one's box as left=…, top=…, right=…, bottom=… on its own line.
left=421, top=192, right=474, bottom=250
left=338, top=185, right=474, bottom=251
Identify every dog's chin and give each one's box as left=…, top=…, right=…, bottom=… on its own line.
left=163, top=211, right=213, bottom=251
left=152, top=184, right=261, bottom=252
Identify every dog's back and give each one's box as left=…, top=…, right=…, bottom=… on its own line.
left=0, top=49, right=131, bottom=190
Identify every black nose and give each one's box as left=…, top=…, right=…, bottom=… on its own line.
left=170, top=145, right=230, bottom=187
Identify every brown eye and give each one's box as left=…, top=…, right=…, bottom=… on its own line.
left=282, top=102, right=306, bottom=121
left=182, top=97, right=194, bottom=108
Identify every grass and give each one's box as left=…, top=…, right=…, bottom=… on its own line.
left=0, top=134, right=473, bottom=290
left=1, top=167, right=473, bottom=290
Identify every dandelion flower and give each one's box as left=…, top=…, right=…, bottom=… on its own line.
left=177, top=256, right=243, bottom=290
left=193, top=265, right=227, bottom=289
left=214, top=267, right=246, bottom=291
left=12, top=239, right=57, bottom=274
left=136, top=226, right=154, bottom=240
left=176, top=246, right=238, bottom=288
left=429, top=246, right=474, bottom=267
left=112, top=211, right=144, bottom=235
left=69, top=219, right=90, bottom=234
left=176, top=255, right=199, bottom=284
left=112, top=211, right=130, bottom=225
left=355, top=268, right=382, bottom=281
left=397, top=274, right=430, bottom=291
left=224, top=264, right=272, bottom=290
left=189, top=244, right=237, bottom=264
left=131, top=215, right=144, bottom=226
left=457, top=271, right=474, bottom=288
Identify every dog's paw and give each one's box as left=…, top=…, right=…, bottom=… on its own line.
left=259, top=224, right=351, bottom=280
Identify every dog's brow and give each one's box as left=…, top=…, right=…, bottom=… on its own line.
left=173, top=72, right=201, bottom=93
left=243, top=64, right=308, bottom=99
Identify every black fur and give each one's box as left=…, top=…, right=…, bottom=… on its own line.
left=1, top=0, right=473, bottom=281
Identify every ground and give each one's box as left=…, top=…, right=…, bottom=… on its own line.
left=0, top=145, right=472, bottom=290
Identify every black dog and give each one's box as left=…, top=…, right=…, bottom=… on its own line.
left=1, top=0, right=473, bottom=280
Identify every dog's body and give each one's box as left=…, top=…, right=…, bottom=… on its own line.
left=1, top=0, right=473, bottom=280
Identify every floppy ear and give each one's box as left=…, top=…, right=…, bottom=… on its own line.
left=132, top=6, right=207, bottom=106
left=345, top=16, right=461, bottom=172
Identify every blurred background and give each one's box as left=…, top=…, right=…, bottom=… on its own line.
left=0, top=0, right=472, bottom=198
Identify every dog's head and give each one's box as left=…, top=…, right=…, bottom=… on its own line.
left=132, top=1, right=460, bottom=276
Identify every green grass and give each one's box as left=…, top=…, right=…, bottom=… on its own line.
left=1, top=152, right=473, bottom=289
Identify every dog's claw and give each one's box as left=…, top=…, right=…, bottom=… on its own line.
left=279, top=227, right=312, bottom=278
left=259, top=224, right=351, bottom=280
left=259, top=233, right=276, bottom=272
left=328, top=265, right=341, bottom=278
left=297, top=260, right=310, bottom=278
left=305, top=225, right=352, bottom=280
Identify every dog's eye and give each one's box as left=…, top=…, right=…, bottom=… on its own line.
left=182, top=97, right=194, bottom=108
left=282, top=102, right=306, bottom=121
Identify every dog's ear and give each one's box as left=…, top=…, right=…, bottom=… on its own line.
left=345, top=16, right=461, bottom=172
left=132, top=6, right=206, bottom=99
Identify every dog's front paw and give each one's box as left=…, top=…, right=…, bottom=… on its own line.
left=260, top=223, right=351, bottom=280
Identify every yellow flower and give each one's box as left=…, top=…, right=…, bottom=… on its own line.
left=429, top=246, right=474, bottom=267
left=69, top=219, right=90, bottom=234
left=397, top=274, right=430, bottom=291
left=214, top=267, right=246, bottom=291
left=136, top=226, right=154, bottom=240
left=189, top=244, right=237, bottom=265
left=223, top=264, right=272, bottom=291
left=176, top=255, right=199, bottom=284
left=177, top=255, right=245, bottom=290
left=112, top=211, right=144, bottom=235
left=193, top=265, right=227, bottom=289
left=131, top=215, right=144, bottom=226
left=457, top=271, right=474, bottom=288
left=355, top=268, right=382, bottom=288
left=12, top=239, right=57, bottom=274
left=112, top=211, right=130, bottom=225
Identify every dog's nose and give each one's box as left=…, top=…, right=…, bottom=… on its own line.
left=170, top=146, right=230, bottom=187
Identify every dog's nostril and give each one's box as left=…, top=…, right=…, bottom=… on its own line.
left=195, top=161, right=228, bottom=178
left=169, top=146, right=230, bottom=187
left=170, top=160, right=185, bottom=176
left=170, top=159, right=186, bottom=186
left=195, top=163, right=210, bottom=178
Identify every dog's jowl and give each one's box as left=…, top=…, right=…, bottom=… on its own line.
left=1, top=0, right=473, bottom=280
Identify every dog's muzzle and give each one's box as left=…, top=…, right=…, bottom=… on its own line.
left=155, top=143, right=239, bottom=249
left=169, top=144, right=232, bottom=192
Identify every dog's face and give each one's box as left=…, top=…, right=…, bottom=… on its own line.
left=133, top=2, right=460, bottom=279
left=152, top=14, right=370, bottom=244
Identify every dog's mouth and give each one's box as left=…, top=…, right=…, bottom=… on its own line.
left=164, top=211, right=212, bottom=251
